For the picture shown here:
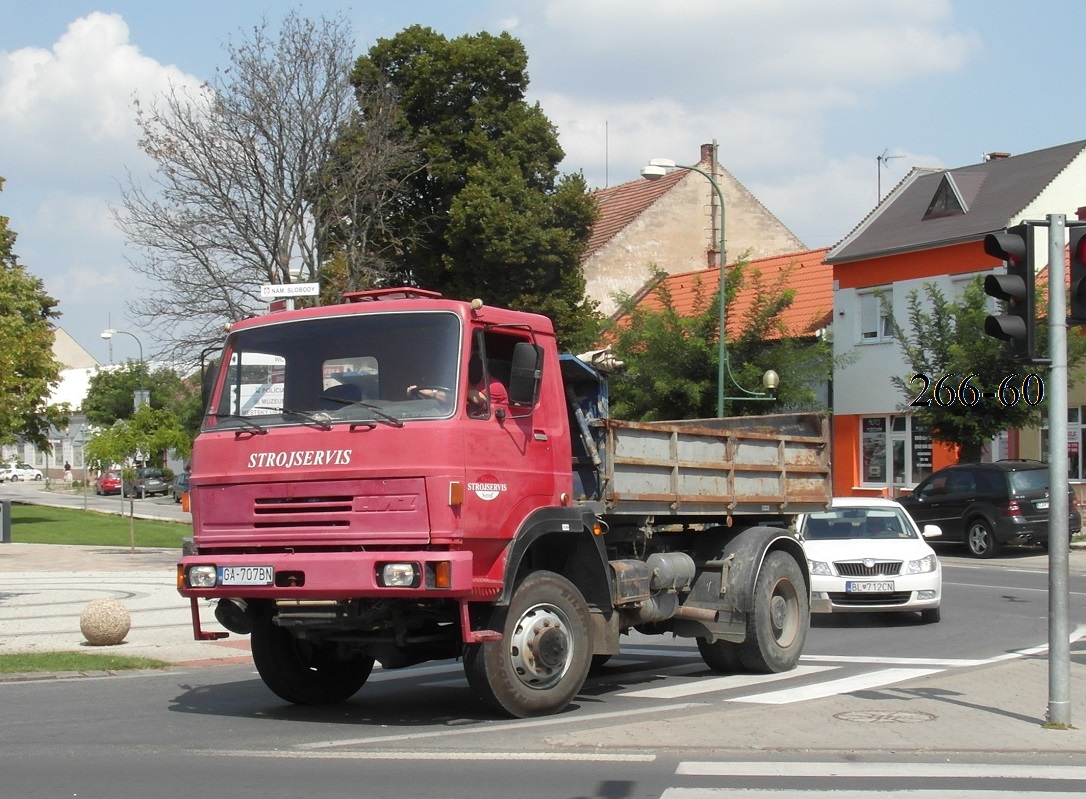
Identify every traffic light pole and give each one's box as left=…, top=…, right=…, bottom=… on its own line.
left=1046, top=213, right=1071, bottom=728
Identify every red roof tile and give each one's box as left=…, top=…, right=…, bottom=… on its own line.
left=625, top=248, right=833, bottom=340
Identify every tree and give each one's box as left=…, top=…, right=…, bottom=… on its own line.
left=886, top=277, right=1086, bottom=463
left=83, top=362, right=204, bottom=440
left=0, top=177, right=67, bottom=449
left=116, top=11, right=406, bottom=358
left=351, top=26, right=601, bottom=352
left=607, top=263, right=833, bottom=420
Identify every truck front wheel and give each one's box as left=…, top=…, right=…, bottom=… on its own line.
left=738, top=550, right=809, bottom=673
left=251, top=609, right=374, bottom=705
left=464, top=570, right=592, bottom=718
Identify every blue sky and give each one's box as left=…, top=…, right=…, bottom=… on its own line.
left=3, top=0, right=1086, bottom=362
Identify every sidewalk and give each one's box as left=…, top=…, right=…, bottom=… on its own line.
left=0, top=542, right=251, bottom=670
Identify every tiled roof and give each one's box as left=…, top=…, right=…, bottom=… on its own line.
left=829, top=140, right=1086, bottom=263
left=585, top=169, right=687, bottom=259
left=621, top=247, right=832, bottom=340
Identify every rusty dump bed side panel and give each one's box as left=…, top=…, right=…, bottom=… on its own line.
left=597, top=412, right=831, bottom=517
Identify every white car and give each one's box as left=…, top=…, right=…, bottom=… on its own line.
left=798, top=497, right=942, bottom=623
left=0, top=462, right=44, bottom=482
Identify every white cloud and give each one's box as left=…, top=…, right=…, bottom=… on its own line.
left=0, top=12, right=203, bottom=354
left=0, top=12, right=199, bottom=186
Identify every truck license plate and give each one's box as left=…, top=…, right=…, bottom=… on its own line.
left=219, top=565, right=273, bottom=586
left=845, top=581, right=893, bottom=593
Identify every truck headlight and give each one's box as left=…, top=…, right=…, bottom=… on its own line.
left=188, top=565, right=218, bottom=588
left=378, top=562, right=420, bottom=588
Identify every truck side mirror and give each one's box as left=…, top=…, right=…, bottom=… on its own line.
left=508, top=342, right=542, bottom=406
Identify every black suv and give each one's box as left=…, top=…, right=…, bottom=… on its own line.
left=896, top=460, right=1081, bottom=558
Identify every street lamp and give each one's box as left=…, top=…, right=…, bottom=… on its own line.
left=641, top=150, right=777, bottom=415
left=101, top=328, right=149, bottom=409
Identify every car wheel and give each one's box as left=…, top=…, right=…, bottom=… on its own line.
left=10, top=475, right=18, bottom=482
left=920, top=607, right=941, bottom=624
left=966, top=518, right=1001, bottom=558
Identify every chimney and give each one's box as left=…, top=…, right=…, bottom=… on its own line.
left=700, top=143, right=714, bottom=165
left=983, top=151, right=1011, bottom=162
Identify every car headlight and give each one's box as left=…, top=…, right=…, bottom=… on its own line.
left=907, top=554, right=937, bottom=574
left=808, top=559, right=832, bottom=576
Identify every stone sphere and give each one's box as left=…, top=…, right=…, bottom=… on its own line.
left=80, top=598, right=131, bottom=646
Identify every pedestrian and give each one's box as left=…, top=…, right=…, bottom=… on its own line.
left=63, top=461, right=73, bottom=483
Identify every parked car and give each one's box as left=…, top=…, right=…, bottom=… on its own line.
left=896, top=460, right=1081, bottom=558
left=172, top=471, right=190, bottom=503
left=123, top=467, right=169, bottom=498
left=0, top=462, right=44, bottom=482
left=94, top=469, right=123, bottom=496
left=798, top=497, right=942, bottom=623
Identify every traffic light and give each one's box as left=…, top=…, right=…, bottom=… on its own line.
left=983, top=224, right=1036, bottom=360
left=1069, top=225, right=1086, bottom=324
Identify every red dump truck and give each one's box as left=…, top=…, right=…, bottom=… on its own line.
left=177, top=288, right=831, bottom=717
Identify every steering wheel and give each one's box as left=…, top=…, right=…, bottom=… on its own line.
left=409, top=385, right=453, bottom=400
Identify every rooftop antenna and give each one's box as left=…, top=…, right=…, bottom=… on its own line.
left=877, top=149, right=904, bottom=202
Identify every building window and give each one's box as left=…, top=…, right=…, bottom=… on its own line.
left=859, top=288, right=893, bottom=342
left=861, top=414, right=932, bottom=488
left=1041, top=407, right=1082, bottom=481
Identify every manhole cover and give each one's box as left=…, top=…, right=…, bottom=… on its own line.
left=833, top=710, right=937, bottom=724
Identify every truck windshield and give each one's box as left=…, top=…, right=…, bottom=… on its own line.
left=204, top=310, right=462, bottom=431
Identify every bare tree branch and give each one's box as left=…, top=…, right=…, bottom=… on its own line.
left=114, top=12, right=363, bottom=359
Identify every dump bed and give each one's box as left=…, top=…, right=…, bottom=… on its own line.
left=595, top=413, right=831, bottom=518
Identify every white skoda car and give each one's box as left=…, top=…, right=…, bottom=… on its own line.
left=798, top=497, right=943, bottom=623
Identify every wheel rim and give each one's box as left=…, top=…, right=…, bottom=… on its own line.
left=768, top=577, right=801, bottom=648
left=507, top=602, right=574, bottom=691
left=968, top=525, right=988, bottom=554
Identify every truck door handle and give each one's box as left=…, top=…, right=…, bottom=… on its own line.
left=534, top=431, right=548, bottom=441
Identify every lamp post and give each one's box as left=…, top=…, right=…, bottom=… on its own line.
left=101, top=329, right=149, bottom=410
left=641, top=149, right=777, bottom=415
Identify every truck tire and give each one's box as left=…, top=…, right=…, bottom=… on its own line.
left=463, top=570, right=592, bottom=718
left=251, top=609, right=374, bottom=705
left=738, top=550, right=809, bottom=673
left=696, top=637, right=743, bottom=673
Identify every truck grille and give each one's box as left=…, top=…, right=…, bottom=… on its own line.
left=833, top=560, right=902, bottom=577
left=254, top=495, right=354, bottom=527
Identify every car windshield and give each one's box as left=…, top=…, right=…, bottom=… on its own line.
left=803, top=508, right=917, bottom=540
left=205, top=310, right=463, bottom=431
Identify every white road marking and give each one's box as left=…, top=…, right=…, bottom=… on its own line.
left=676, top=761, right=1086, bottom=779
left=662, top=790, right=1080, bottom=798
left=619, top=665, right=836, bottom=699
left=728, top=667, right=943, bottom=704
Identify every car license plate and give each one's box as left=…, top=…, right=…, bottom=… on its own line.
left=845, top=581, right=894, bottom=593
left=1036, top=500, right=1049, bottom=510
left=219, top=565, right=273, bottom=586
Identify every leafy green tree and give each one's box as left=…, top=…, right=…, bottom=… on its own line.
left=0, top=177, right=67, bottom=449
left=886, top=277, right=1086, bottom=462
left=85, top=405, right=192, bottom=472
left=350, top=26, right=601, bottom=352
left=607, top=263, right=833, bottom=420
left=83, top=363, right=204, bottom=442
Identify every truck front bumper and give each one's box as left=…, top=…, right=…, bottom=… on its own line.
left=177, top=549, right=475, bottom=600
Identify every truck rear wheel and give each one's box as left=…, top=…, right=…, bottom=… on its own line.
left=464, top=570, right=592, bottom=718
left=738, top=550, right=809, bottom=673
left=251, top=608, right=374, bottom=705
left=696, top=637, right=743, bottom=673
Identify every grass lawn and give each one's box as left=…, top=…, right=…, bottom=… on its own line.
left=0, top=651, right=169, bottom=674
left=8, top=503, right=190, bottom=548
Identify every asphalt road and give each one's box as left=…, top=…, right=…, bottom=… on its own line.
left=2, top=550, right=1085, bottom=798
